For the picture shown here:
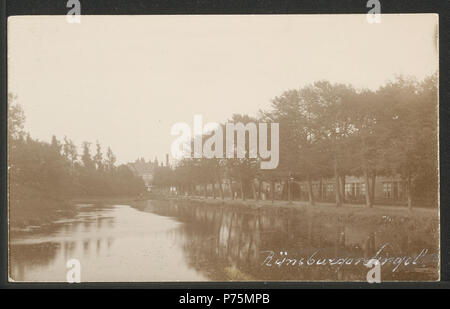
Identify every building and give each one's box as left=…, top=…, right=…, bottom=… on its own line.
left=298, top=175, right=406, bottom=205
left=127, top=158, right=158, bottom=191
left=193, top=174, right=407, bottom=205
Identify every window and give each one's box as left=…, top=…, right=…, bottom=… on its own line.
left=326, top=184, right=334, bottom=193
left=354, top=183, right=361, bottom=196
left=383, top=183, right=392, bottom=198
left=345, top=183, right=352, bottom=195
left=361, top=183, right=366, bottom=195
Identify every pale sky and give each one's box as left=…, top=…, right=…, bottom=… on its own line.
left=8, top=14, right=438, bottom=164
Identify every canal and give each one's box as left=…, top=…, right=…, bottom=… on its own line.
left=9, top=199, right=439, bottom=282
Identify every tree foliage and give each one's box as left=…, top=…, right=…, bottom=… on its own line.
left=8, top=96, right=145, bottom=210
left=153, top=75, right=438, bottom=208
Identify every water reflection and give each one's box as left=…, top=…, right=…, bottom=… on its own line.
left=10, top=201, right=438, bottom=282
left=9, top=204, right=206, bottom=282
left=139, top=200, right=439, bottom=281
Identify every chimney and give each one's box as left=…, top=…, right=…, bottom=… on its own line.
left=166, top=153, right=169, bottom=167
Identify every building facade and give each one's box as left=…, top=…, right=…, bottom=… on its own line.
left=193, top=174, right=407, bottom=206
left=127, top=158, right=158, bottom=191
left=297, top=175, right=406, bottom=205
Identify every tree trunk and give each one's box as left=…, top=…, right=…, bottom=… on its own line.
left=370, top=173, right=376, bottom=204
left=281, top=181, right=287, bottom=201
left=271, top=180, right=275, bottom=203
left=251, top=180, right=257, bottom=200
left=229, top=179, right=234, bottom=200
left=334, top=158, right=342, bottom=207
left=217, top=176, right=224, bottom=200
left=407, top=175, right=413, bottom=210
left=363, top=169, right=373, bottom=207
left=288, top=180, right=292, bottom=204
left=307, top=175, right=315, bottom=206
left=240, top=178, right=245, bottom=201
left=204, top=183, right=207, bottom=198
left=340, top=175, right=346, bottom=203
left=212, top=183, right=216, bottom=199
left=318, top=178, right=323, bottom=200
left=258, top=179, right=263, bottom=201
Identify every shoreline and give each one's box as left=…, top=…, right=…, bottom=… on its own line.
left=156, top=195, right=438, bottom=219
left=70, top=195, right=148, bottom=205
left=129, top=195, right=439, bottom=234
left=9, top=193, right=438, bottom=233
left=9, top=195, right=145, bottom=233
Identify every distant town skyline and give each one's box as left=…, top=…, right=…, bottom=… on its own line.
left=8, top=14, right=438, bottom=164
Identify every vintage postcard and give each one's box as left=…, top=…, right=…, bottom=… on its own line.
left=7, top=14, right=439, bottom=282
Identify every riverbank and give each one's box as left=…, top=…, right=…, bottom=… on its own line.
left=9, top=196, right=74, bottom=232
left=9, top=195, right=145, bottom=232
left=156, top=195, right=438, bottom=221
left=127, top=194, right=439, bottom=243
left=70, top=195, right=148, bottom=205
left=10, top=192, right=438, bottom=233
left=132, top=195, right=439, bottom=280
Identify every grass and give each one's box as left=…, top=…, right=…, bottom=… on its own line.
left=168, top=195, right=438, bottom=219
left=8, top=194, right=145, bottom=232
left=9, top=191, right=438, bottom=233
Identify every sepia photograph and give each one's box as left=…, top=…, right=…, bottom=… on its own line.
left=7, top=14, right=439, bottom=283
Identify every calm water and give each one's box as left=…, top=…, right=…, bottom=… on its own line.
left=9, top=200, right=439, bottom=282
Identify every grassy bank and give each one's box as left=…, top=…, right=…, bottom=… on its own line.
left=9, top=194, right=145, bottom=231
left=10, top=192, right=438, bottom=232
left=9, top=196, right=76, bottom=231
left=143, top=196, right=439, bottom=265
left=159, top=195, right=438, bottom=222
left=70, top=195, right=148, bottom=205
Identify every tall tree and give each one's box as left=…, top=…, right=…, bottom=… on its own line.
left=94, top=141, right=104, bottom=172
left=105, top=147, right=117, bottom=171
left=81, top=142, right=95, bottom=170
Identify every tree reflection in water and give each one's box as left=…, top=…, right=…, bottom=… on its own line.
left=9, top=201, right=438, bottom=282
left=141, top=200, right=439, bottom=281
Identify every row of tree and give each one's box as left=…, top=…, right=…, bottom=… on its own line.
left=8, top=93, right=145, bottom=208
left=153, top=75, right=438, bottom=209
